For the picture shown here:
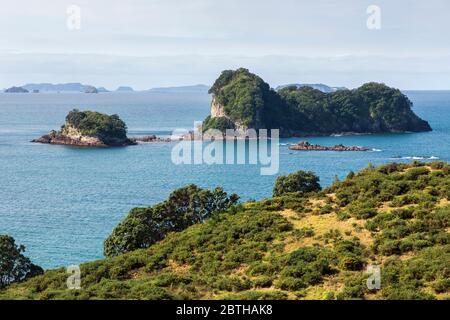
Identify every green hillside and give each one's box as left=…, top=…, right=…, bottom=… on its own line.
left=1, top=161, right=449, bottom=300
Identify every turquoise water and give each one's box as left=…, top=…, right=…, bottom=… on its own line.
left=0, top=91, right=449, bottom=269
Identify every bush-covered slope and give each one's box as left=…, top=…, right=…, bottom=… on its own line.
left=204, top=69, right=432, bottom=136
left=1, top=162, right=448, bottom=300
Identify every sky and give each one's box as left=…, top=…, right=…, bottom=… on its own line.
left=1, top=0, right=450, bottom=90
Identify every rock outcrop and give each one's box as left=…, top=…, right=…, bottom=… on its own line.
left=130, top=135, right=172, bottom=143
left=288, top=141, right=370, bottom=152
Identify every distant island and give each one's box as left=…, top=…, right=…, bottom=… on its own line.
left=21, top=83, right=96, bottom=93
left=32, top=109, right=135, bottom=147
left=84, top=85, right=98, bottom=94
left=276, top=83, right=347, bottom=93
left=116, top=86, right=134, bottom=92
left=4, top=86, right=29, bottom=93
left=203, top=68, right=432, bottom=137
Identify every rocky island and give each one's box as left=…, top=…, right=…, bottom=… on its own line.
left=203, top=68, right=432, bottom=137
left=288, top=141, right=370, bottom=152
left=4, top=86, right=29, bottom=93
left=32, top=109, right=136, bottom=147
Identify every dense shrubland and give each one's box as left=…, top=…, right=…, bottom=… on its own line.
left=1, top=162, right=448, bottom=300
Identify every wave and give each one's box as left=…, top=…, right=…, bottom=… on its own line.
left=278, top=143, right=296, bottom=146
left=370, top=148, right=383, bottom=152
left=390, top=156, right=439, bottom=160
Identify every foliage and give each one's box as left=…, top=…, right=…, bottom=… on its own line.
left=103, top=185, right=239, bottom=257
left=273, top=171, right=321, bottom=197
left=64, top=109, right=128, bottom=143
left=0, top=235, right=43, bottom=289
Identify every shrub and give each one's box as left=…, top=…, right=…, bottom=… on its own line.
left=273, top=171, right=321, bottom=197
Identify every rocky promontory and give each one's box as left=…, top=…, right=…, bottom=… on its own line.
left=203, top=68, right=432, bottom=137
left=288, top=141, right=370, bottom=152
left=32, top=109, right=136, bottom=147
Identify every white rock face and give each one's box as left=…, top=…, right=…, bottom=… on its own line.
left=210, top=96, right=247, bottom=132
left=210, top=96, right=227, bottom=118
left=61, top=123, right=104, bottom=145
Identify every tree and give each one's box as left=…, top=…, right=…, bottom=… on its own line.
left=104, top=185, right=239, bottom=257
left=0, top=235, right=43, bottom=288
left=273, top=171, right=321, bottom=197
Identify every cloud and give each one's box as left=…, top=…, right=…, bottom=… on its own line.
left=2, top=53, right=450, bottom=90
left=1, top=0, right=449, bottom=89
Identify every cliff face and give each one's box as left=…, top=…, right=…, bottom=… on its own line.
left=208, top=97, right=249, bottom=132
left=60, top=123, right=105, bottom=145
left=210, top=96, right=226, bottom=118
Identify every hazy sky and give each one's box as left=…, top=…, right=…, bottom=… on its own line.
left=1, top=0, right=450, bottom=90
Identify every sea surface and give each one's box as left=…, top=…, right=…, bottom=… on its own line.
left=0, top=91, right=449, bottom=269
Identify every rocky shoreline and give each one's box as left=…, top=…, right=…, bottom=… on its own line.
left=32, top=131, right=136, bottom=147
left=288, top=141, right=370, bottom=152
left=32, top=133, right=176, bottom=147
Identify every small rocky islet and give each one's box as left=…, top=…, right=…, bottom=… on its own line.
left=288, top=141, right=370, bottom=152
left=32, top=110, right=174, bottom=147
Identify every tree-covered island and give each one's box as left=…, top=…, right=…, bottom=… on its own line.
left=32, top=109, right=136, bottom=147
left=203, top=68, right=432, bottom=137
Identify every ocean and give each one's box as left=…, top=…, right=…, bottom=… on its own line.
left=0, top=90, right=449, bottom=269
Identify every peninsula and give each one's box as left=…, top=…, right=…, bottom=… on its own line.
left=203, top=68, right=432, bottom=137
left=32, top=109, right=136, bottom=147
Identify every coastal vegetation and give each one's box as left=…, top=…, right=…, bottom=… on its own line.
left=204, top=68, right=432, bottom=136
left=0, top=161, right=448, bottom=300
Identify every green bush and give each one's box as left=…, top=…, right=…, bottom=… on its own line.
left=273, top=171, right=321, bottom=197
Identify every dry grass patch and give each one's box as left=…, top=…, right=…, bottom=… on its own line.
left=166, top=259, right=191, bottom=273
left=280, top=210, right=373, bottom=251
